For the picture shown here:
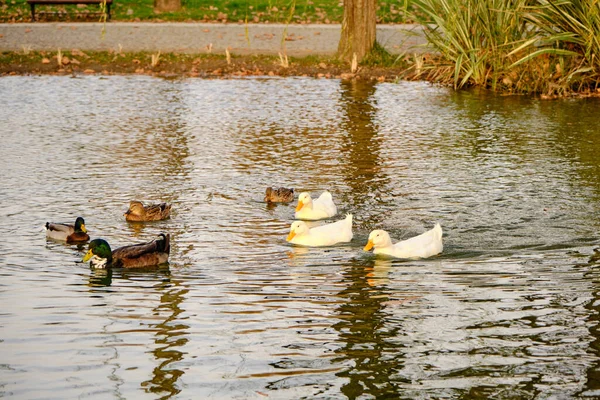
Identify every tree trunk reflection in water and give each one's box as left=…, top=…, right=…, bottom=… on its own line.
left=338, top=80, right=393, bottom=230
left=140, top=272, right=189, bottom=398
left=333, top=80, right=402, bottom=398
left=333, top=260, right=405, bottom=398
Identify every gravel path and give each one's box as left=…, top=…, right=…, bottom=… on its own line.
left=0, top=22, right=430, bottom=55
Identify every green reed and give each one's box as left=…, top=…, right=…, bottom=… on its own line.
left=411, top=0, right=600, bottom=96
left=511, top=0, right=600, bottom=94
left=410, top=0, right=531, bottom=89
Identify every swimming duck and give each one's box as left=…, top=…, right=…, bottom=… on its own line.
left=45, top=217, right=89, bottom=243
left=265, top=187, right=294, bottom=203
left=286, top=214, right=353, bottom=247
left=82, top=233, right=170, bottom=269
left=124, top=201, right=171, bottom=222
left=364, top=224, right=443, bottom=259
left=294, top=191, right=337, bottom=220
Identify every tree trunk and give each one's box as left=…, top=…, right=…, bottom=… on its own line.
left=337, top=0, right=377, bottom=63
left=154, top=0, right=180, bottom=13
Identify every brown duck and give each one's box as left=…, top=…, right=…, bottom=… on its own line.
left=124, top=201, right=171, bottom=222
left=45, top=216, right=89, bottom=243
left=82, top=234, right=170, bottom=269
left=264, top=187, right=294, bottom=203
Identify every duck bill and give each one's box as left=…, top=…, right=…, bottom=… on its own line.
left=295, top=201, right=304, bottom=212
left=81, top=224, right=88, bottom=233
left=82, top=249, right=94, bottom=262
left=286, top=231, right=296, bottom=242
left=363, top=240, right=374, bottom=251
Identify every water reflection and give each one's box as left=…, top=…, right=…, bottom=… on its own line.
left=2, top=76, right=600, bottom=399
left=140, top=272, right=189, bottom=398
left=366, top=258, right=393, bottom=287
left=89, top=268, right=113, bottom=287
left=333, top=259, right=402, bottom=398
left=338, top=80, right=391, bottom=230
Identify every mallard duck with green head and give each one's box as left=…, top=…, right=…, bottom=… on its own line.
left=82, top=233, right=170, bottom=269
left=124, top=201, right=172, bottom=222
left=45, top=217, right=89, bottom=243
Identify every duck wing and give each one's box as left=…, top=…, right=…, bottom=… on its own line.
left=308, top=214, right=353, bottom=245
left=45, top=222, right=74, bottom=234
left=145, top=203, right=171, bottom=219
left=112, top=234, right=170, bottom=267
left=313, top=191, right=337, bottom=216
left=394, top=224, right=443, bottom=258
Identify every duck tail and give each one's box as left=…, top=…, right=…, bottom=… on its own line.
left=157, top=233, right=170, bottom=254
left=433, top=223, right=443, bottom=239
left=345, top=213, right=353, bottom=225
left=321, top=190, right=332, bottom=200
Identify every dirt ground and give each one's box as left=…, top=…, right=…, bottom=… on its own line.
left=0, top=51, right=415, bottom=82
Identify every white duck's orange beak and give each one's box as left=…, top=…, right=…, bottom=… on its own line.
left=295, top=200, right=304, bottom=212
left=286, top=231, right=296, bottom=242
left=364, top=240, right=374, bottom=251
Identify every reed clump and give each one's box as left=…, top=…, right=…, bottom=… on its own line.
left=411, top=0, right=600, bottom=97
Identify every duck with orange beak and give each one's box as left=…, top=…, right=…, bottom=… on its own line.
left=294, top=191, right=337, bottom=220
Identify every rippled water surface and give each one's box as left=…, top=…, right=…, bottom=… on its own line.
left=1, top=75, right=600, bottom=399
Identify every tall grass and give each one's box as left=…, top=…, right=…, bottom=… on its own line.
left=411, top=0, right=600, bottom=96
left=511, top=0, right=600, bottom=94
left=411, top=0, right=531, bottom=89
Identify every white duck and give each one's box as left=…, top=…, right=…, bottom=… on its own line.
left=287, top=214, right=353, bottom=247
left=364, top=223, right=443, bottom=259
left=294, top=191, right=337, bottom=220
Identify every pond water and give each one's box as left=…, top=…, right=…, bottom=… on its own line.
left=1, top=75, right=600, bottom=399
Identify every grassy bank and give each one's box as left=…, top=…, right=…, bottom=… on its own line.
left=3, top=0, right=600, bottom=98
left=0, top=0, right=415, bottom=23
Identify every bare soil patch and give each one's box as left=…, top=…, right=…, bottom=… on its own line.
left=0, top=50, right=412, bottom=82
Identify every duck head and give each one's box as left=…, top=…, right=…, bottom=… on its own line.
left=286, top=221, right=310, bottom=242
left=83, top=239, right=113, bottom=269
left=364, top=230, right=392, bottom=251
left=124, top=201, right=145, bottom=217
left=295, top=192, right=313, bottom=212
left=74, top=217, right=88, bottom=234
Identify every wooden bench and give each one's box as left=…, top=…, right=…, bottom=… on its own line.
left=27, top=0, right=113, bottom=21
